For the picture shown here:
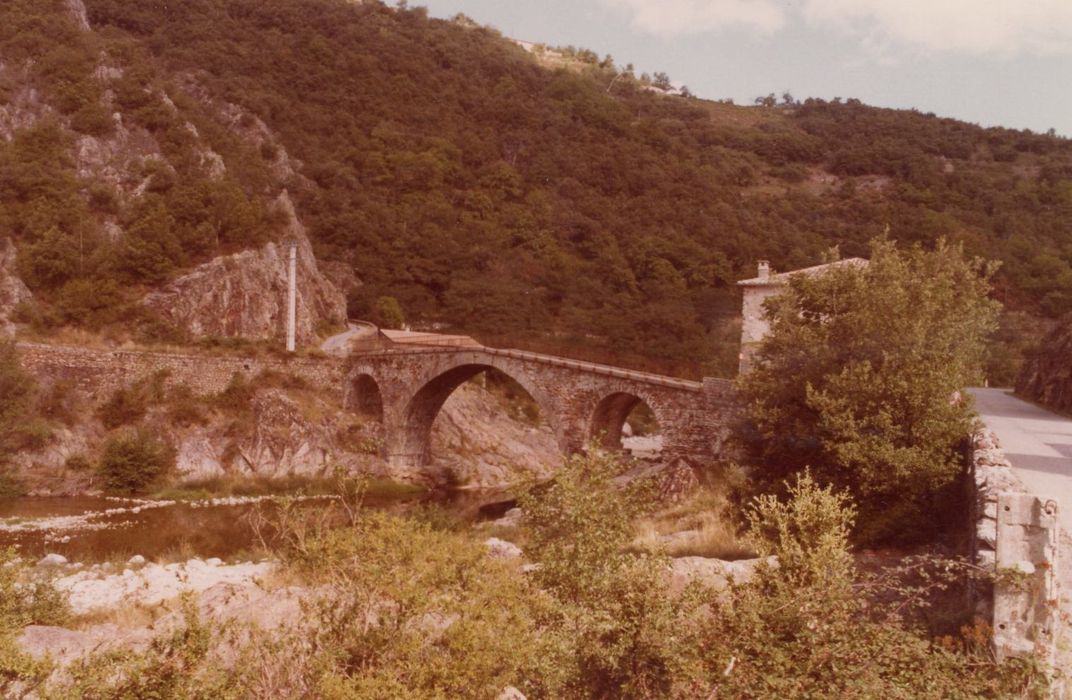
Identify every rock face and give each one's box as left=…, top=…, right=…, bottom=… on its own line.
left=431, top=383, right=561, bottom=488
left=1016, top=314, right=1072, bottom=413
left=0, top=238, right=32, bottom=336
left=143, top=191, right=347, bottom=345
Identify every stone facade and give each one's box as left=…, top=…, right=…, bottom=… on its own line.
left=967, top=429, right=1061, bottom=666
left=736, top=258, right=868, bottom=374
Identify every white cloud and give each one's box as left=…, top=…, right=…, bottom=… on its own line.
left=600, top=0, right=787, bottom=36
left=802, top=0, right=1072, bottom=56
left=603, top=0, right=1072, bottom=56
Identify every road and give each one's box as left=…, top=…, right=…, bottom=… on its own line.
left=971, top=387, right=1072, bottom=533
left=320, top=322, right=378, bottom=356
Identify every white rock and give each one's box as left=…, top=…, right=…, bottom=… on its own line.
left=37, top=553, right=67, bottom=567
left=497, top=687, right=527, bottom=700
left=484, top=538, right=523, bottom=559
left=127, top=555, right=146, bottom=566
left=205, top=557, right=223, bottom=567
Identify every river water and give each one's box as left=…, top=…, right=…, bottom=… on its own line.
left=0, top=491, right=512, bottom=563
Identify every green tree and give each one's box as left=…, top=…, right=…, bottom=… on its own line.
left=97, top=429, right=175, bottom=493
left=0, top=343, right=34, bottom=461
left=374, top=295, right=405, bottom=330
left=739, top=237, right=1000, bottom=542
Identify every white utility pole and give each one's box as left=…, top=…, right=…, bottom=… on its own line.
left=286, top=240, right=297, bottom=353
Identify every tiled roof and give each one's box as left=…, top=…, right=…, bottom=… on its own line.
left=737, top=257, right=868, bottom=286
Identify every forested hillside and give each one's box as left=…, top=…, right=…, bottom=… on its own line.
left=3, top=0, right=1071, bottom=377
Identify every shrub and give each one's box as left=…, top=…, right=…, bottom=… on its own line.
left=96, top=370, right=170, bottom=429
left=97, top=429, right=175, bottom=493
left=0, top=341, right=50, bottom=461
left=373, top=295, right=405, bottom=330
left=0, top=547, right=67, bottom=695
left=701, top=474, right=1050, bottom=698
left=521, top=451, right=704, bottom=698
left=96, top=385, right=148, bottom=429
left=212, top=372, right=254, bottom=414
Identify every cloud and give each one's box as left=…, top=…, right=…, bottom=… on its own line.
left=801, top=0, right=1072, bottom=56
left=603, top=0, right=1072, bottom=56
left=599, top=0, right=787, bottom=36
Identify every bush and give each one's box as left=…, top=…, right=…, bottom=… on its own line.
left=374, top=295, right=405, bottom=330
left=97, top=429, right=175, bottom=493
left=212, top=372, right=254, bottom=414
left=521, top=451, right=703, bottom=698
left=0, top=341, right=50, bottom=461
left=701, top=474, right=1050, bottom=698
left=96, top=386, right=148, bottom=429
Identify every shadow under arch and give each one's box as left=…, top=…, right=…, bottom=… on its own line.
left=397, top=363, right=557, bottom=467
left=350, top=373, right=384, bottom=422
left=589, top=391, right=662, bottom=454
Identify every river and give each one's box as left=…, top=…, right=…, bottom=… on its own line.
left=0, top=491, right=513, bottom=563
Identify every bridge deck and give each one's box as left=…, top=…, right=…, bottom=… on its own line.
left=351, top=344, right=708, bottom=391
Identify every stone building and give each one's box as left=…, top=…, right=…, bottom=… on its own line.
left=737, top=258, right=868, bottom=374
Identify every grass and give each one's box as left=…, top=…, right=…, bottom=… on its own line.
left=152, top=475, right=426, bottom=502
left=630, top=486, right=754, bottom=560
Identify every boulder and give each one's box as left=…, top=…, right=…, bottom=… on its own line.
left=668, top=556, right=773, bottom=595
left=37, top=553, right=67, bottom=568
left=484, top=538, right=523, bottom=559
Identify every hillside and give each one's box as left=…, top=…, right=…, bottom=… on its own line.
left=1, top=0, right=1071, bottom=378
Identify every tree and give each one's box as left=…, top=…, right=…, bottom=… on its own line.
left=374, top=295, right=405, bottom=330
left=652, top=72, right=672, bottom=90
left=739, top=237, right=1001, bottom=542
left=0, top=342, right=36, bottom=463
left=97, top=429, right=175, bottom=493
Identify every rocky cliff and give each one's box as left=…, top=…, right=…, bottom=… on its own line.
left=142, top=192, right=347, bottom=345
left=1016, top=314, right=1072, bottom=413
left=0, top=238, right=32, bottom=337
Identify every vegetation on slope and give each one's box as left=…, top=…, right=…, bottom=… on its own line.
left=1, top=0, right=1069, bottom=376
left=0, top=0, right=279, bottom=335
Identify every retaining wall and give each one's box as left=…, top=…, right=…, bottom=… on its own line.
left=15, top=342, right=348, bottom=402
left=968, top=429, right=1060, bottom=664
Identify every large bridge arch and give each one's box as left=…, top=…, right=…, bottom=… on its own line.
left=362, top=353, right=565, bottom=469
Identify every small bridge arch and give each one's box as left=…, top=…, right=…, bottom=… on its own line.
left=588, top=390, right=663, bottom=453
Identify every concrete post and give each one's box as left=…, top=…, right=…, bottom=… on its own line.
left=287, top=241, right=297, bottom=353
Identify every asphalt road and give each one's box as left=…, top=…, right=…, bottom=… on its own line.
left=971, top=387, right=1072, bottom=533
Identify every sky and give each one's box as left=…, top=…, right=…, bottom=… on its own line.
left=418, top=0, right=1072, bottom=136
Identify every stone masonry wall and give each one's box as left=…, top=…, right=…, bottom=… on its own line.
left=16, top=342, right=347, bottom=403
left=968, top=429, right=1061, bottom=665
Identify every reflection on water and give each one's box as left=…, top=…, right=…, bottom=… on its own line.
left=0, top=489, right=515, bottom=563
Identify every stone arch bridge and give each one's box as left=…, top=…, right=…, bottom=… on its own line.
left=345, top=345, right=738, bottom=469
